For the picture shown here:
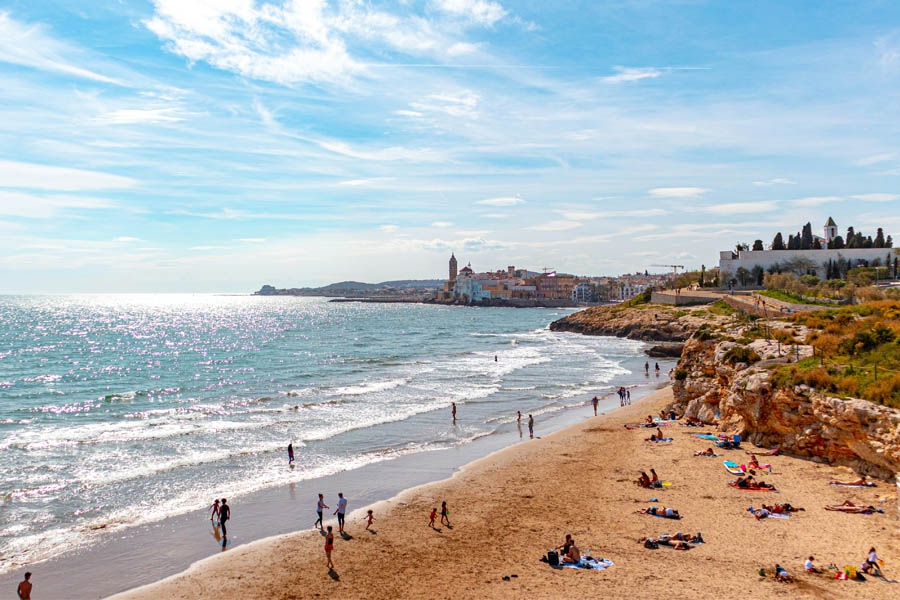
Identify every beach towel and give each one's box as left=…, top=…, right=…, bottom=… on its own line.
left=560, top=556, right=614, bottom=570
left=723, top=460, right=745, bottom=475
left=647, top=512, right=681, bottom=519
left=829, top=483, right=876, bottom=488
left=650, top=438, right=673, bottom=443
left=693, top=434, right=720, bottom=441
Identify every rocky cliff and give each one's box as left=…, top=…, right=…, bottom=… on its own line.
left=549, top=304, right=725, bottom=342
left=671, top=336, right=900, bottom=479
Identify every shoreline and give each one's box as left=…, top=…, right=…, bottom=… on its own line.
left=1, top=374, right=671, bottom=600
left=110, top=385, right=898, bottom=600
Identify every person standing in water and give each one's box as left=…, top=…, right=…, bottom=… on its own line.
left=645, top=361, right=650, bottom=375
left=287, top=442, right=294, bottom=465
left=451, top=402, right=457, bottom=421
left=209, top=499, right=220, bottom=523
left=17, top=572, right=32, bottom=600
left=315, top=493, right=328, bottom=530
left=528, top=414, right=534, bottom=439
left=591, top=396, right=599, bottom=416
left=219, top=498, right=230, bottom=541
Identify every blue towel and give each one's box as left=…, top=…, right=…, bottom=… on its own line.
left=561, top=557, right=614, bottom=570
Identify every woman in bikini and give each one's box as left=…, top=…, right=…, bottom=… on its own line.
left=324, top=525, right=334, bottom=569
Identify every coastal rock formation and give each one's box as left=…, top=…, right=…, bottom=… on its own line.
left=672, top=337, right=900, bottom=479
left=549, top=304, right=724, bottom=342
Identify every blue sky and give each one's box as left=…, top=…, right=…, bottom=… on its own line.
left=1, top=0, right=899, bottom=292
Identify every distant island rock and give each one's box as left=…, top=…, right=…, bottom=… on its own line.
left=255, top=280, right=444, bottom=298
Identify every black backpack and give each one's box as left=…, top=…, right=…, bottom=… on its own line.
left=547, top=550, right=559, bottom=566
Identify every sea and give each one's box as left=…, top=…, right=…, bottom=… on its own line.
left=0, top=294, right=658, bottom=575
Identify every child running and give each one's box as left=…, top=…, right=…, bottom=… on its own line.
left=428, top=507, right=438, bottom=528
left=365, top=509, right=375, bottom=530
left=208, top=499, right=220, bottom=523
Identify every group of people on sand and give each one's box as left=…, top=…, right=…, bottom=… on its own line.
left=314, top=492, right=352, bottom=570
left=617, top=387, right=631, bottom=406
left=427, top=501, right=452, bottom=529
left=732, top=474, right=776, bottom=491
left=554, top=533, right=582, bottom=564
left=636, top=468, right=663, bottom=488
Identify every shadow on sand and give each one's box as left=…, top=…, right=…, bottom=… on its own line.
left=328, top=568, right=340, bottom=581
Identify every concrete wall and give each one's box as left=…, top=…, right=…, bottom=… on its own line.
left=651, top=291, right=719, bottom=306
left=719, top=247, right=898, bottom=288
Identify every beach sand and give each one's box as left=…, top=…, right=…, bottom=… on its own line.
left=111, top=387, right=899, bottom=600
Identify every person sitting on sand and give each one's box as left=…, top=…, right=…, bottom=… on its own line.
left=649, top=468, right=660, bottom=487
left=747, top=455, right=773, bottom=473
left=735, top=475, right=753, bottom=489
left=828, top=475, right=871, bottom=486
left=645, top=415, right=654, bottom=425
left=805, top=556, right=821, bottom=573
left=562, top=539, right=581, bottom=564
left=824, top=500, right=880, bottom=514
left=637, top=472, right=651, bottom=488
left=694, top=447, right=717, bottom=457
left=860, top=547, right=882, bottom=575
left=774, top=564, right=793, bottom=582
left=556, top=533, right=573, bottom=555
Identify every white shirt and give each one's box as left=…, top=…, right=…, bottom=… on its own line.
left=805, top=559, right=814, bottom=571
left=337, top=497, right=348, bottom=514
left=317, top=499, right=325, bottom=512
left=869, top=550, right=878, bottom=563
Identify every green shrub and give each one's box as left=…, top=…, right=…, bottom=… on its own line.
left=674, top=368, right=689, bottom=381
left=722, top=345, right=761, bottom=365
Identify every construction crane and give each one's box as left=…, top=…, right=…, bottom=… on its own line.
left=650, top=264, right=684, bottom=274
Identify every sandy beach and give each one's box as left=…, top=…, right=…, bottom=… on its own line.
left=111, top=386, right=899, bottom=600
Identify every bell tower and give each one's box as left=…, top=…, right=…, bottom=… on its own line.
left=449, top=253, right=458, bottom=282
left=824, top=217, right=837, bottom=244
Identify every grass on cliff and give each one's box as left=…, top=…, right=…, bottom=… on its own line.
left=771, top=300, right=900, bottom=408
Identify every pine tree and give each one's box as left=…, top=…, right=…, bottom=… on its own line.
left=752, top=239, right=764, bottom=251
left=801, top=222, right=813, bottom=249
left=887, top=235, right=893, bottom=248
left=771, top=232, right=785, bottom=250
left=831, top=235, right=845, bottom=249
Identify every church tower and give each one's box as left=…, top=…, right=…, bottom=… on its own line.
left=449, top=253, right=458, bottom=282
left=824, top=217, right=837, bottom=244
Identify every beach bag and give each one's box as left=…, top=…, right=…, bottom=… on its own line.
left=644, top=539, right=659, bottom=549
left=547, top=550, right=559, bottom=566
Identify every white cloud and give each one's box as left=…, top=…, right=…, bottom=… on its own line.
left=791, top=196, right=841, bottom=207
left=337, top=177, right=396, bottom=187
left=704, top=201, right=778, bottom=215
left=409, top=90, right=480, bottom=118
left=602, top=66, right=662, bottom=84
left=0, top=190, right=116, bottom=218
left=0, top=160, right=135, bottom=191
left=479, top=213, right=507, bottom=219
left=380, top=224, right=399, bottom=233
left=855, top=153, right=896, bottom=166
left=145, top=0, right=363, bottom=85
left=94, top=108, right=185, bottom=125
left=238, top=238, right=267, bottom=243
left=113, top=236, right=141, bottom=242
left=394, top=109, right=424, bottom=118
left=527, top=220, right=582, bottom=231
left=475, top=196, right=524, bottom=206
left=447, top=42, right=482, bottom=56
left=850, top=193, right=900, bottom=202
left=433, top=0, right=507, bottom=26
left=431, top=221, right=454, bottom=228
left=560, top=208, right=669, bottom=220
left=649, top=187, right=708, bottom=198
left=752, top=177, right=796, bottom=186
left=0, top=12, right=122, bottom=85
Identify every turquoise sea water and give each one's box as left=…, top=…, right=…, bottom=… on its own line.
left=0, top=295, right=651, bottom=572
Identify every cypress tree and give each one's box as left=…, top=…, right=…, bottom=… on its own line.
left=875, top=228, right=886, bottom=248
left=771, top=232, right=785, bottom=250
left=752, top=239, right=764, bottom=251
left=801, top=222, right=813, bottom=249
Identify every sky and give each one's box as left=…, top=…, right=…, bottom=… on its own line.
left=1, top=0, right=899, bottom=292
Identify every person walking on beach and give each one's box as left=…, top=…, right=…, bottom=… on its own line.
left=626, top=390, right=631, bottom=405
left=428, top=507, right=438, bottom=528
left=17, top=572, right=32, bottom=600
left=324, top=525, right=335, bottom=570
left=315, top=493, right=328, bottom=530
left=288, top=442, right=294, bottom=465
left=528, top=414, right=534, bottom=439
left=219, top=498, right=230, bottom=540
left=591, top=396, right=599, bottom=416
left=440, top=501, right=451, bottom=527
left=451, top=402, right=457, bottom=421
left=209, top=498, right=220, bottom=523
left=365, top=509, right=375, bottom=530
left=334, top=492, right=348, bottom=533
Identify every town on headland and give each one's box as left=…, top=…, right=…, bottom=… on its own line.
left=256, top=217, right=899, bottom=309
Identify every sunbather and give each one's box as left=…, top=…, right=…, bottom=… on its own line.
left=694, top=447, right=717, bottom=457
left=762, top=503, right=803, bottom=514
left=747, top=455, right=773, bottom=473
left=639, top=506, right=680, bottom=519
left=649, top=468, right=660, bottom=486
left=555, top=533, right=573, bottom=555
left=748, top=506, right=770, bottom=520
left=748, top=448, right=780, bottom=456
left=637, top=471, right=651, bottom=488
left=828, top=475, right=872, bottom=486
left=824, top=500, right=880, bottom=514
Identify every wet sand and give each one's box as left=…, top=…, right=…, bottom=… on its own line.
left=111, top=386, right=900, bottom=600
